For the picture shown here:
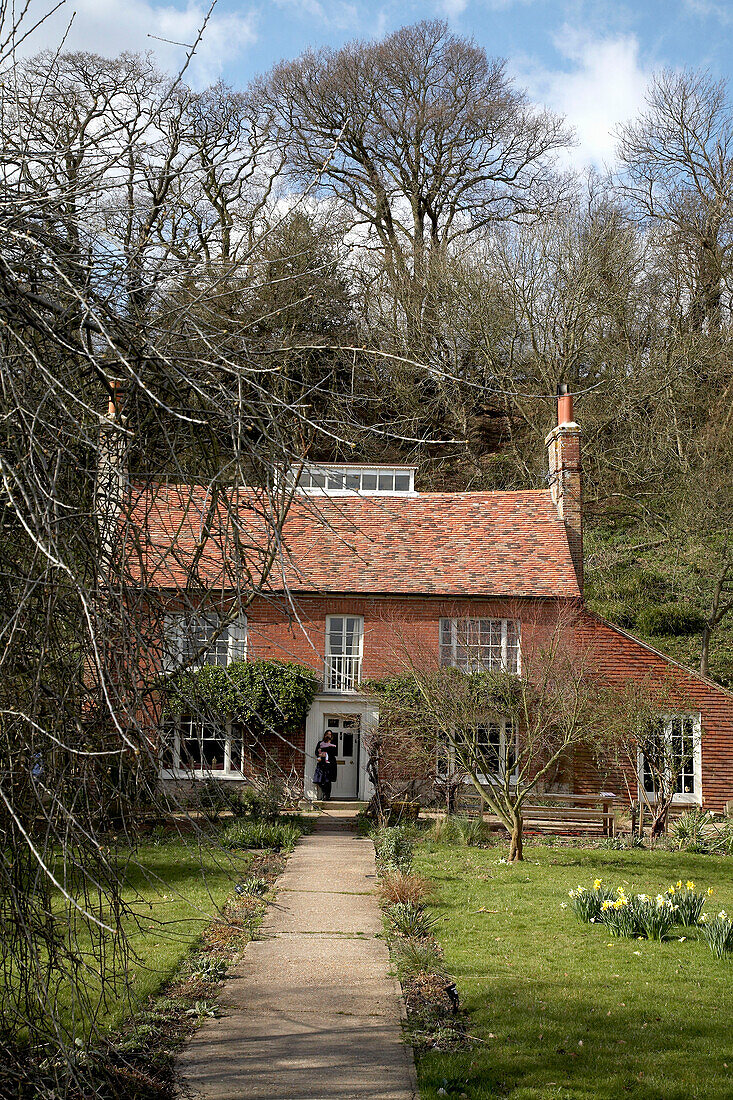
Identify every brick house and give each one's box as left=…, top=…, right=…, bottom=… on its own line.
left=123, top=389, right=733, bottom=812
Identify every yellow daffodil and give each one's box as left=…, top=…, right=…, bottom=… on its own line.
left=708, top=888, right=714, bottom=897
left=686, top=881, right=695, bottom=890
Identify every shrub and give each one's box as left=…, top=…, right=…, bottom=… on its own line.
left=386, top=901, right=439, bottom=938
left=195, top=778, right=235, bottom=822
left=636, top=604, right=706, bottom=637
left=393, top=936, right=447, bottom=979
left=372, top=825, right=413, bottom=870
left=231, top=780, right=285, bottom=822
left=567, top=879, right=615, bottom=923
left=220, top=820, right=303, bottom=851
left=379, top=869, right=434, bottom=906
left=672, top=808, right=712, bottom=850
left=699, top=911, right=733, bottom=958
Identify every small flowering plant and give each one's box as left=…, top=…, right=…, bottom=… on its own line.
left=634, top=894, right=678, bottom=941
left=567, top=879, right=615, bottom=923
left=666, top=881, right=708, bottom=926
left=563, top=880, right=718, bottom=943
left=699, top=910, right=733, bottom=959
left=601, top=889, right=637, bottom=938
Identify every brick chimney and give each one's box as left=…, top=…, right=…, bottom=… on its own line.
left=545, top=383, right=583, bottom=593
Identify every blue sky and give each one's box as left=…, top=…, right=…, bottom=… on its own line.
left=29, top=0, right=733, bottom=168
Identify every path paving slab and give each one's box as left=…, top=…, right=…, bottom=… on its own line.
left=178, top=815, right=416, bottom=1100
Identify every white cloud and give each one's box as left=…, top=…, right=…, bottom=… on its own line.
left=515, top=27, right=652, bottom=170
left=14, top=0, right=258, bottom=87
left=438, top=0, right=468, bottom=16
left=271, top=0, right=360, bottom=31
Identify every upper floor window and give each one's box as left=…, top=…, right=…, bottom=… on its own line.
left=640, top=715, right=701, bottom=803
left=165, top=612, right=247, bottom=670
left=439, top=618, right=520, bottom=675
left=291, top=464, right=416, bottom=495
left=325, top=615, right=363, bottom=692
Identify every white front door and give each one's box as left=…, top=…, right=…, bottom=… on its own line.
left=324, top=715, right=360, bottom=799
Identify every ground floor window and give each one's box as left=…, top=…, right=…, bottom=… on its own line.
left=161, top=717, right=246, bottom=776
left=639, top=715, right=701, bottom=802
left=439, top=719, right=516, bottom=781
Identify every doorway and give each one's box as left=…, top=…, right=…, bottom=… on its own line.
left=324, top=715, right=361, bottom=799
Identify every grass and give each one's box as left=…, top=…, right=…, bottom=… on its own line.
left=413, top=842, right=733, bottom=1100
left=49, top=834, right=256, bottom=1041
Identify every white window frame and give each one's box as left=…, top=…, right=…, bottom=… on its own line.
left=292, top=464, right=416, bottom=496
left=637, top=714, right=702, bottom=805
left=437, top=719, right=518, bottom=785
left=164, top=611, right=247, bottom=670
left=160, top=715, right=246, bottom=779
left=439, top=618, right=521, bottom=675
left=324, top=614, right=364, bottom=692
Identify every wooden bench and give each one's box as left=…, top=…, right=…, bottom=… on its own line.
left=458, top=791, right=620, bottom=837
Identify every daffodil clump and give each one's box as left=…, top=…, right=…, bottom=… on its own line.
left=666, top=880, right=709, bottom=925
left=601, top=888, right=637, bottom=938
left=565, top=880, right=717, bottom=942
left=567, top=879, right=615, bottom=923
left=699, top=910, right=733, bottom=959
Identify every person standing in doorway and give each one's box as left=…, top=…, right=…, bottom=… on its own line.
left=314, top=730, right=338, bottom=800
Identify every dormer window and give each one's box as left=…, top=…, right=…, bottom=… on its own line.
left=291, top=464, right=416, bottom=495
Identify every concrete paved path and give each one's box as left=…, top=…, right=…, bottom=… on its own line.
left=178, top=815, right=417, bottom=1100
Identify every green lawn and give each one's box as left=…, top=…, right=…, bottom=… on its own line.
left=414, top=843, right=733, bottom=1100
left=49, top=835, right=253, bottom=1041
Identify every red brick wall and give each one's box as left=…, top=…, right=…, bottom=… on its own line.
left=572, top=611, right=733, bottom=812
left=246, top=595, right=733, bottom=810
left=143, top=592, right=733, bottom=810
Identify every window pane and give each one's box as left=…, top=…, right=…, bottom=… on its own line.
left=361, top=473, right=377, bottom=490
left=394, top=474, right=411, bottom=491
left=378, top=473, right=394, bottom=490
left=342, top=732, right=354, bottom=756
left=327, top=473, right=346, bottom=490
left=298, top=471, right=311, bottom=488
left=310, top=471, right=325, bottom=488
left=346, top=473, right=360, bottom=490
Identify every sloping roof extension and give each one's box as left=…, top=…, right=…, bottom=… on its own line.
left=126, top=482, right=581, bottom=599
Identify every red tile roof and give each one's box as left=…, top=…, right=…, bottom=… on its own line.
left=126, top=483, right=580, bottom=599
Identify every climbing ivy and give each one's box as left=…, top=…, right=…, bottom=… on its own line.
left=166, top=659, right=320, bottom=735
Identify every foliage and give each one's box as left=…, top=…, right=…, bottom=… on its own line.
left=371, top=825, right=414, bottom=871
left=636, top=604, right=707, bottom=637
left=569, top=878, right=712, bottom=939
left=166, top=660, right=319, bottom=736
left=428, top=816, right=495, bottom=847
left=699, top=911, right=733, bottom=958
left=219, top=820, right=307, bottom=852
left=392, top=937, right=447, bottom=980
left=379, top=869, right=434, bottom=906
left=667, top=880, right=708, bottom=925
left=671, top=809, right=733, bottom=854
left=567, top=880, right=616, bottom=923
left=385, top=901, right=440, bottom=939
left=230, top=779, right=287, bottom=822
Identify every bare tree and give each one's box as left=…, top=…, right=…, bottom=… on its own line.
left=617, top=68, right=733, bottom=332
left=374, top=610, right=622, bottom=861
left=257, top=19, right=570, bottom=322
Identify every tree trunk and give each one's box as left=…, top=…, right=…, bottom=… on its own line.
left=509, top=812, right=524, bottom=861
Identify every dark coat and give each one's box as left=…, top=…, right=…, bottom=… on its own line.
left=316, top=739, right=338, bottom=781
